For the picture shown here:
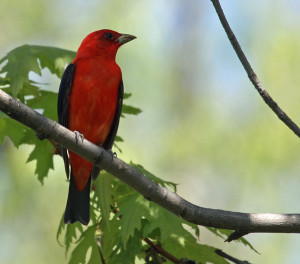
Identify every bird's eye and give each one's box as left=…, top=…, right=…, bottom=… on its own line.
left=104, top=32, right=114, bottom=40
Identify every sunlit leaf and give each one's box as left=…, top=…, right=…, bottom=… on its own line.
left=122, top=104, right=142, bottom=116
left=115, top=192, right=150, bottom=248
left=68, top=225, right=101, bottom=264
left=0, top=45, right=75, bottom=96
left=130, top=162, right=177, bottom=192
left=26, top=139, right=54, bottom=183
left=94, top=173, right=113, bottom=227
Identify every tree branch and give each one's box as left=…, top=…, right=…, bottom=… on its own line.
left=0, top=89, right=300, bottom=239
left=215, top=250, right=251, bottom=264
left=210, top=0, right=300, bottom=138
left=144, top=238, right=180, bottom=263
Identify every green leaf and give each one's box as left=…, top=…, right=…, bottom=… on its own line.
left=109, top=229, right=143, bottom=264
left=0, top=45, right=41, bottom=96
left=122, top=104, right=142, bottom=116
left=26, top=90, right=58, bottom=120
left=0, top=77, right=10, bottom=86
left=116, top=192, right=150, bottom=247
left=64, top=222, right=84, bottom=256
left=0, top=103, right=55, bottom=184
left=123, top=92, right=132, bottom=99
left=0, top=117, right=29, bottom=147
left=56, top=214, right=84, bottom=256
left=68, top=225, right=101, bottom=264
left=114, top=135, right=123, bottom=142
left=26, top=139, right=54, bottom=183
left=0, top=44, right=75, bottom=96
left=56, top=214, right=66, bottom=247
left=101, top=216, right=122, bottom=259
left=94, top=172, right=113, bottom=227
left=162, top=234, right=229, bottom=264
left=207, top=228, right=259, bottom=254
left=130, top=162, right=177, bottom=192
left=146, top=204, right=187, bottom=241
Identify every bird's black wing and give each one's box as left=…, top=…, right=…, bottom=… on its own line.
left=103, top=79, right=124, bottom=150
left=91, top=79, right=124, bottom=180
left=57, top=63, right=76, bottom=179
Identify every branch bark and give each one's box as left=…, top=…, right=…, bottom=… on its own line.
left=0, top=89, right=300, bottom=239
left=215, top=250, right=251, bottom=264
left=210, top=0, right=300, bottom=138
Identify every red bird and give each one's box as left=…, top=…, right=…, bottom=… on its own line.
left=57, top=30, right=136, bottom=225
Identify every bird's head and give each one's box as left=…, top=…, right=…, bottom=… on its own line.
left=75, top=29, right=136, bottom=60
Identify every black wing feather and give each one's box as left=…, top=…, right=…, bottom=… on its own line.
left=103, top=79, right=124, bottom=149
left=58, top=67, right=123, bottom=225
left=57, top=63, right=75, bottom=178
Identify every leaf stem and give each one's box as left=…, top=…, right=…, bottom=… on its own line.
left=144, top=238, right=180, bottom=263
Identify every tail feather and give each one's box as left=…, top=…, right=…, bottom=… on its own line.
left=64, top=170, right=91, bottom=225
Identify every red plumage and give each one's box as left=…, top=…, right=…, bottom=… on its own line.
left=57, top=29, right=135, bottom=225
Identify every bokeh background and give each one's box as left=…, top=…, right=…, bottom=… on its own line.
left=1, top=0, right=300, bottom=263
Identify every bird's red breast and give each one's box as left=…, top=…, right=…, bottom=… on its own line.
left=68, top=57, right=121, bottom=191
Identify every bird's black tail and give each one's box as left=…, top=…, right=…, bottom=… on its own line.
left=64, top=170, right=91, bottom=225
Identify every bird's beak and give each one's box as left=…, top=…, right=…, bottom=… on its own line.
left=116, top=34, right=136, bottom=45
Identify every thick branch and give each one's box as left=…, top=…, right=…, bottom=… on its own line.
left=211, top=0, right=300, bottom=138
left=0, top=89, right=300, bottom=237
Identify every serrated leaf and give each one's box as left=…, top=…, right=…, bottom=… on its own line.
left=22, top=82, right=41, bottom=97
left=101, top=217, right=122, bottom=258
left=68, top=225, right=101, bottom=264
left=56, top=214, right=84, bottom=256
left=123, top=92, right=132, bottom=99
left=122, top=104, right=142, bottom=116
left=109, top=229, right=142, bottom=264
left=207, top=228, right=259, bottom=254
left=114, top=135, right=123, bottom=142
left=162, top=234, right=229, bottom=264
left=56, top=214, right=66, bottom=247
left=146, top=204, right=187, bottom=241
left=0, top=77, right=10, bottom=86
left=116, top=192, right=150, bottom=247
left=27, top=90, right=58, bottom=120
left=0, top=45, right=41, bottom=96
left=0, top=117, right=29, bottom=147
left=0, top=45, right=75, bottom=96
left=89, top=201, right=99, bottom=225
left=65, top=222, right=84, bottom=256
left=94, top=173, right=113, bottom=227
left=130, top=162, right=177, bottom=192
left=26, top=139, right=54, bottom=183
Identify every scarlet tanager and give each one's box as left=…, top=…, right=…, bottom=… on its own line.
left=57, top=30, right=136, bottom=225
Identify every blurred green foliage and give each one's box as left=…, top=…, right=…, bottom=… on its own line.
left=1, top=0, right=300, bottom=263
left=0, top=38, right=238, bottom=264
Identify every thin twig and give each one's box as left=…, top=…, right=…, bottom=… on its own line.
left=95, top=227, right=106, bottom=264
left=111, top=206, right=181, bottom=263
left=210, top=0, right=300, bottom=138
left=48, top=139, right=61, bottom=155
left=215, top=250, right=251, bottom=264
left=96, top=244, right=106, bottom=264
left=144, top=238, right=180, bottom=263
left=1, top=89, right=300, bottom=239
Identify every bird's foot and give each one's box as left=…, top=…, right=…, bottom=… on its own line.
left=74, top=131, right=84, bottom=143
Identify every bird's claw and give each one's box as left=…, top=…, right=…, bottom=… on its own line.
left=74, top=131, right=84, bottom=143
